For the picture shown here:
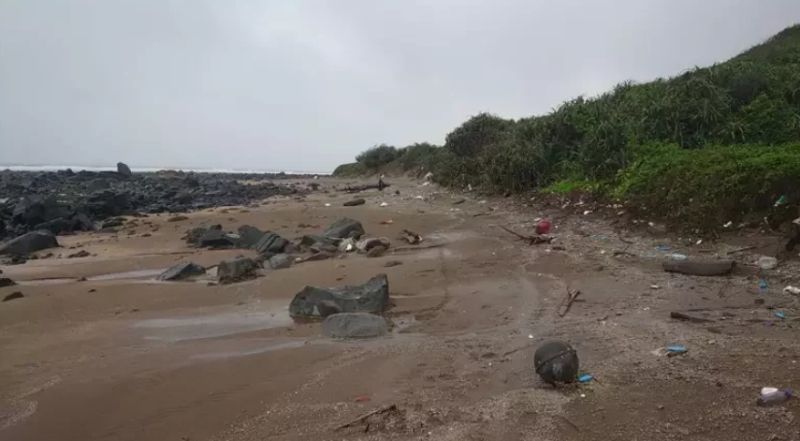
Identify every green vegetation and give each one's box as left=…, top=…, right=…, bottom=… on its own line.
left=336, top=25, right=800, bottom=229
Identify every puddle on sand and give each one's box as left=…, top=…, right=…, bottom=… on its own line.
left=88, top=269, right=165, bottom=281
left=16, top=278, right=77, bottom=286
left=133, top=308, right=293, bottom=342
left=191, top=340, right=308, bottom=360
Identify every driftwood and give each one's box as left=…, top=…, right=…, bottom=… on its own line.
left=341, top=183, right=391, bottom=193
left=663, top=259, right=734, bottom=276
left=558, top=288, right=581, bottom=317
left=335, top=404, right=398, bottom=431
left=670, top=311, right=714, bottom=323
left=498, top=225, right=554, bottom=245
left=726, top=245, right=756, bottom=255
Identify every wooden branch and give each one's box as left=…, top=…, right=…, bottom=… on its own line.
left=335, top=404, right=398, bottom=431
left=498, top=225, right=554, bottom=245
left=558, top=288, right=581, bottom=317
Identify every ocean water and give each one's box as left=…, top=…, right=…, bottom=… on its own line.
left=0, top=164, right=330, bottom=175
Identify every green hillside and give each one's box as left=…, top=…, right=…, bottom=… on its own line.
left=336, top=24, right=800, bottom=230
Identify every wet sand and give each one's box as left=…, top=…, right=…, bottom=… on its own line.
left=1, top=178, right=799, bottom=441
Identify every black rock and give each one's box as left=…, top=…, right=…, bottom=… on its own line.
left=217, top=256, right=259, bottom=284
left=255, top=232, right=288, bottom=254
left=300, top=234, right=336, bottom=248
left=2, top=291, right=24, bottom=302
left=117, top=162, right=133, bottom=177
left=34, top=217, right=72, bottom=235
left=199, top=228, right=235, bottom=249
left=0, top=231, right=59, bottom=255
left=343, top=198, right=366, bottom=207
left=323, top=218, right=365, bottom=239
left=269, top=253, right=292, bottom=269
left=534, top=341, right=579, bottom=386
left=289, top=274, right=389, bottom=318
left=158, top=262, right=206, bottom=281
left=321, top=313, right=389, bottom=338
left=0, top=277, right=16, bottom=287
left=237, top=225, right=266, bottom=249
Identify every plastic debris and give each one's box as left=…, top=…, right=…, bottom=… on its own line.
left=758, top=279, right=769, bottom=295
left=324, top=203, right=331, bottom=207
left=650, top=284, right=661, bottom=290
left=783, top=286, right=800, bottom=295
left=669, top=253, right=688, bottom=261
left=666, top=345, right=687, bottom=356
left=774, top=311, right=786, bottom=319
left=774, top=195, right=787, bottom=207
left=723, top=221, right=733, bottom=228
left=758, top=388, right=791, bottom=406
left=757, top=256, right=778, bottom=270
left=655, top=244, right=671, bottom=252
left=577, top=374, right=593, bottom=383
left=379, top=202, right=389, bottom=207
left=535, top=219, right=552, bottom=235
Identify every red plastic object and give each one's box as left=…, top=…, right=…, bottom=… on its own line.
left=535, top=219, right=551, bottom=235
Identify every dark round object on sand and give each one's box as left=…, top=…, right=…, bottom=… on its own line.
left=534, top=340, right=579, bottom=385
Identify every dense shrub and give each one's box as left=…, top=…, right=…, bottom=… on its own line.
left=355, top=144, right=401, bottom=169
left=337, top=24, right=800, bottom=229
left=615, top=143, right=800, bottom=229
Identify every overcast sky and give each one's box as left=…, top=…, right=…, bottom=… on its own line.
left=1, top=1, right=799, bottom=172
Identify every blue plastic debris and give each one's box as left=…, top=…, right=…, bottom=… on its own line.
left=655, top=244, right=671, bottom=252
left=666, top=345, right=687, bottom=355
left=758, top=279, right=769, bottom=295
left=577, top=374, right=593, bottom=383
left=774, top=311, right=786, bottom=319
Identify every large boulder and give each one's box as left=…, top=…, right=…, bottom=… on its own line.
left=237, top=225, right=266, bottom=249
left=323, top=218, right=365, bottom=239
left=117, top=162, right=132, bottom=177
left=158, top=262, right=206, bottom=281
left=0, top=231, right=59, bottom=255
left=255, top=232, right=288, bottom=255
left=289, top=274, right=389, bottom=318
left=321, top=313, right=389, bottom=339
left=217, top=256, right=258, bottom=283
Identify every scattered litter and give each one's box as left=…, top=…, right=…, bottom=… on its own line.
left=669, top=253, right=688, bottom=261
left=655, top=244, right=671, bottom=252
left=580, top=393, right=586, bottom=398
left=666, top=345, right=687, bottom=357
left=774, top=195, right=787, bottom=207
left=379, top=202, right=389, bottom=207
left=757, top=256, right=778, bottom=270
left=650, top=284, right=661, bottom=290
left=723, top=221, right=733, bottom=228
left=528, top=334, right=534, bottom=339
left=414, top=195, right=425, bottom=200
left=380, top=219, right=394, bottom=225
left=583, top=210, right=592, bottom=216
left=696, top=239, right=703, bottom=245
left=399, top=229, right=422, bottom=245
left=324, top=203, right=331, bottom=207
left=758, top=279, right=769, bottom=295
left=577, top=374, right=593, bottom=383
left=783, top=286, right=800, bottom=295
left=774, top=311, right=786, bottom=320
left=757, top=388, right=791, bottom=406
left=535, top=219, right=552, bottom=235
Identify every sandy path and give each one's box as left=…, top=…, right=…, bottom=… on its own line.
left=1, top=178, right=799, bottom=441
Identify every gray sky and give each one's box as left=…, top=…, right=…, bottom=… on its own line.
left=1, top=1, right=799, bottom=172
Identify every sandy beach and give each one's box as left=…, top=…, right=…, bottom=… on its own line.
left=1, top=177, right=799, bottom=441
